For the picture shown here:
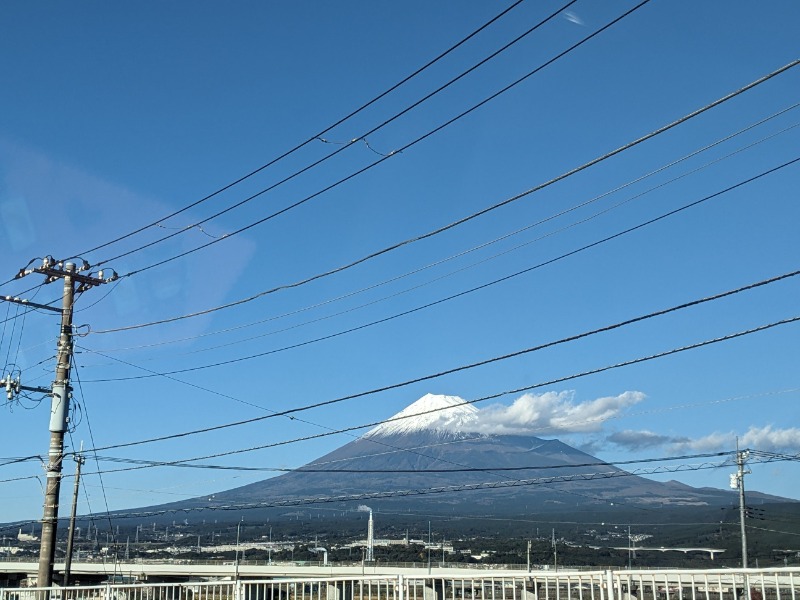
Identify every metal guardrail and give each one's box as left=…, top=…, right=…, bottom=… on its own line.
left=2, top=569, right=799, bottom=600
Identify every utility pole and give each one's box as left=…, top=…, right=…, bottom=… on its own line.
left=6, top=257, right=115, bottom=587
left=234, top=519, right=243, bottom=581
left=39, top=260, right=78, bottom=588
left=730, top=440, right=750, bottom=568
left=427, top=521, right=431, bottom=574
left=627, top=525, right=632, bottom=569
left=63, top=448, right=85, bottom=587
left=527, top=540, right=531, bottom=573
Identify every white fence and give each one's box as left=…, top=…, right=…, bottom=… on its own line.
left=2, top=570, right=799, bottom=600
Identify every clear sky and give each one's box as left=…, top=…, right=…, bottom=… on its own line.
left=1, top=1, right=798, bottom=526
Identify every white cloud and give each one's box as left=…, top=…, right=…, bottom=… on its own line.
left=741, top=425, right=800, bottom=451
left=461, top=390, right=645, bottom=436
left=671, top=425, right=800, bottom=453
left=563, top=10, right=584, bottom=26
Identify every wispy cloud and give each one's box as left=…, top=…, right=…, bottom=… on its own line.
left=461, top=391, right=645, bottom=436
left=563, top=10, right=584, bottom=26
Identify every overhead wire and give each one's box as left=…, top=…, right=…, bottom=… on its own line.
left=84, top=110, right=800, bottom=356
left=81, top=158, right=800, bottom=380
left=59, top=348, right=800, bottom=480
left=73, top=279, right=122, bottom=314
left=1, top=302, right=21, bottom=373
left=0, top=298, right=11, bottom=355
left=0, top=474, right=43, bottom=486
left=89, top=58, right=800, bottom=335
left=746, top=525, right=800, bottom=537
left=88, top=450, right=732, bottom=474
left=6, top=14, right=792, bottom=528
left=77, top=303, right=800, bottom=455
left=288, top=387, right=799, bottom=471
left=0, top=455, right=42, bottom=468
left=70, top=451, right=800, bottom=524
left=56, top=340, right=800, bottom=494
left=104, top=1, right=657, bottom=283
left=75, top=0, right=531, bottom=260
left=6, top=10, right=800, bottom=536
left=70, top=458, right=765, bottom=520
left=116, top=58, right=799, bottom=292
left=66, top=356, right=569, bottom=503
left=0, top=281, right=63, bottom=326
left=70, top=356, right=120, bottom=555
left=93, top=1, right=576, bottom=268
left=9, top=288, right=33, bottom=371
left=71, top=336, right=665, bottom=509
left=78, top=340, right=800, bottom=467
left=0, top=298, right=62, bottom=326
left=750, top=450, right=800, bottom=463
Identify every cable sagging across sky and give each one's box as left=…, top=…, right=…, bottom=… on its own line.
left=88, top=58, right=800, bottom=335
left=71, top=0, right=532, bottom=261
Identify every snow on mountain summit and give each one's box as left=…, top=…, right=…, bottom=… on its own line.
left=364, top=393, right=479, bottom=438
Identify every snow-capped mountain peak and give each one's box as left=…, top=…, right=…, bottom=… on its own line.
left=364, top=393, right=479, bottom=438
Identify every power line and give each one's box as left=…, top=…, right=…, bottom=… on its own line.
left=751, top=450, right=800, bottom=463
left=108, top=1, right=656, bottom=282
left=0, top=456, right=42, bottom=468
left=15, top=377, right=786, bottom=477
left=50, top=356, right=800, bottom=477
left=746, top=525, right=800, bottom=537
left=84, top=110, right=800, bottom=355
left=90, top=59, right=800, bottom=334
left=69, top=362, right=124, bottom=574
left=0, top=474, right=42, bottom=486
left=68, top=451, right=800, bottom=522
left=81, top=154, right=800, bottom=380
left=77, top=312, right=800, bottom=455
left=80, top=252, right=795, bottom=441
left=93, top=1, right=575, bottom=268
left=69, top=354, right=518, bottom=478
left=66, top=459, right=754, bottom=521
left=86, top=450, right=732, bottom=474
left=67, top=359, right=568, bottom=499
left=74, top=0, right=530, bottom=259
left=0, top=283, right=63, bottom=326
left=73, top=280, right=122, bottom=314
left=79, top=448, right=739, bottom=521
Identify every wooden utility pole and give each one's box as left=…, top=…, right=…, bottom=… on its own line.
left=37, top=261, right=77, bottom=587
left=63, top=449, right=85, bottom=587
left=7, top=257, right=115, bottom=587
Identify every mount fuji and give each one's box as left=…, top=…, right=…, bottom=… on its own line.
left=176, top=393, right=759, bottom=516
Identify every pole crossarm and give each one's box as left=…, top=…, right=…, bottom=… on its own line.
left=2, top=375, right=53, bottom=401
left=34, top=266, right=113, bottom=290
left=13, top=256, right=117, bottom=289
left=0, top=296, right=62, bottom=313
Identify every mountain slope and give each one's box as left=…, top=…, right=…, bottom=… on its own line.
left=196, top=394, right=750, bottom=514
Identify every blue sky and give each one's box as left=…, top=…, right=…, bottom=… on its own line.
left=1, top=1, right=798, bottom=525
